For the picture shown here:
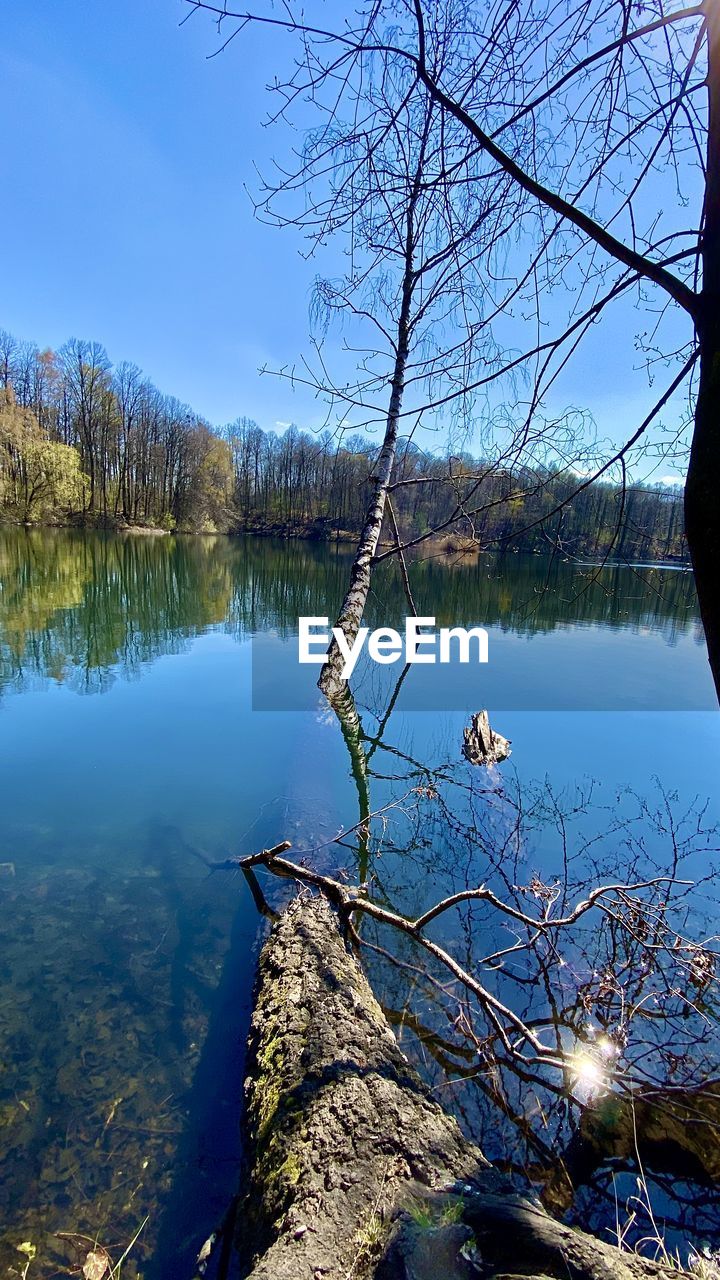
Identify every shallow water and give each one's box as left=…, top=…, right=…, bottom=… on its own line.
left=1, top=528, right=718, bottom=1275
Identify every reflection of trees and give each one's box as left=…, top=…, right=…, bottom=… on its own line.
left=235, top=640, right=720, bottom=1255
left=361, top=776, right=720, bottom=1158
left=0, top=529, right=91, bottom=664
left=6, top=528, right=715, bottom=1247
left=241, top=770, right=720, bottom=1249
left=400, top=554, right=701, bottom=641
left=0, top=529, right=233, bottom=694
left=226, top=537, right=702, bottom=641
left=0, top=527, right=233, bottom=696
left=0, top=528, right=703, bottom=697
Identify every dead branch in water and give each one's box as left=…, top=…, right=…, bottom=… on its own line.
left=230, top=839, right=710, bottom=1102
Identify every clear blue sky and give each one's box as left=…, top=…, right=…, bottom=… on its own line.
left=0, top=1, right=693, bottom=477
left=1, top=1, right=323, bottom=431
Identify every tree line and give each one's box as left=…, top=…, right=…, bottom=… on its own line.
left=0, top=329, right=233, bottom=532
left=0, top=325, right=686, bottom=561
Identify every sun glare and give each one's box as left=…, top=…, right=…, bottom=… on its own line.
left=571, top=1051, right=606, bottom=1094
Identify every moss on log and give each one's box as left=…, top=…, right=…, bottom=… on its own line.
left=238, top=897, right=680, bottom=1280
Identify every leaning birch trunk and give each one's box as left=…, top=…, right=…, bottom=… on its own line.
left=317, top=334, right=407, bottom=702
left=237, top=897, right=679, bottom=1280
left=318, top=109, right=435, bottom=704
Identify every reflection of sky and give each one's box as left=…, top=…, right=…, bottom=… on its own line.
left=1, top=540, right=718, bottom=1265
left=3, top=626, right=718, bottom=867
left=254, top=619, right=716, bottom=711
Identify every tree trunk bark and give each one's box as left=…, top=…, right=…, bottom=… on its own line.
left=686, top=341, right=720, bottom=705
left=685, top=0, right=720, bottom=705
left=237, top=897, right=678, bottom=1280
left=318, top=329, right=408, bottom=702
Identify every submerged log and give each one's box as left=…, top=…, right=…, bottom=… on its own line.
left=238, top=897, right=678, bottom=1280
left=462, top=710, right=511, bottom=766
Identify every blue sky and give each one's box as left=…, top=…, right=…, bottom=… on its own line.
left=1, top=1, right=318, bottom=430
left=0, top=2, right=695, bottom=478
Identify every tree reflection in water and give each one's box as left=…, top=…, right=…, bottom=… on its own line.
left=238, top=667, right=720, bottom=1262
left=0, top=527, right=717, bottom=1267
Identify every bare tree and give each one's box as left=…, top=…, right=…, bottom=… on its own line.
left=59, top=338, right=112, bottom=514
left=183, top=0, right=720, bottom=705
left=193, top=9, right=576, bottom=700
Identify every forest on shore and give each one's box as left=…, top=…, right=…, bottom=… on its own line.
left=0, top=325, right=686, bottom=562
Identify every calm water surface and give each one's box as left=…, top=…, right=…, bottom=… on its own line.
left=1, top=528, right=718, bottom=1276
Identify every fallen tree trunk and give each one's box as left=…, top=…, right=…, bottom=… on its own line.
left=237, top=896, right=679, bottom=1280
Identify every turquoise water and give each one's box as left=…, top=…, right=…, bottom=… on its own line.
left=1, top=528, right=718, bottom=1275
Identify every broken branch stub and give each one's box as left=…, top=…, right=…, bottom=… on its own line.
left=462, top=711, right=511, bottom=766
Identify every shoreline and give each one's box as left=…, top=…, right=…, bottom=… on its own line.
left=0, top=515, right=691, bottom=567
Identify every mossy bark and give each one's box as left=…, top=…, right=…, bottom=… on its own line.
left=238, top=897, right=680, bottom=1280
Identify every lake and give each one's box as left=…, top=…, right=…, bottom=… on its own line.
left=1, top=527, right=719, bottom=1277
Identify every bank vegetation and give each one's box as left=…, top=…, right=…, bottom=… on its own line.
left=0, top=327, right=686, bottom=562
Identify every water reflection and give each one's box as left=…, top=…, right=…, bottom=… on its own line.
left=0, top=527, right=717, bottom=1275
left=243, top=653, right=720, bottom=1260
left=0, top=530, right=234, bottom=695
left=0, top=528, right=705, bottom=701
left=258, top=731, right=720, bottom=1258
